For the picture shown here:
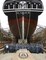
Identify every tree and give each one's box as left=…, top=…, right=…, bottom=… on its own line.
left=0, top=30, right=3, bottom=42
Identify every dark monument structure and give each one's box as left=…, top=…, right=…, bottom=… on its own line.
left=3, top=0, right=44, bottom=53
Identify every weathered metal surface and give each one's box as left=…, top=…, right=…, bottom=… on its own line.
left=3, top=0, right=43, bottom=42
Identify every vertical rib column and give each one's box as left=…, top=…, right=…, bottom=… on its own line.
left=22, top=16, right=24, bottom=40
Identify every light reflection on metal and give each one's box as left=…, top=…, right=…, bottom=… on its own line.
left=36, top=4, right=38, bottom=9
left=3, top=8, right=43, bottom=13
left=22, top=16, right=24, bottom=40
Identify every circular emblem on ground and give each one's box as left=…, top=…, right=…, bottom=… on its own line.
left=19, top=52, right=28, bottom=59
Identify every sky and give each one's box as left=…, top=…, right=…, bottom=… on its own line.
left=0, top=0, right=46, bottom=31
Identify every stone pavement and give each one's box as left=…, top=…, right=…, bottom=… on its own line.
left=0, top=49, right=46, bottom=60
